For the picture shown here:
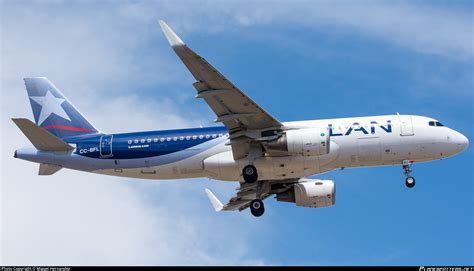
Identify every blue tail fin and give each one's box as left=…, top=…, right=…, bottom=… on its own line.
left=24, top=77, right=98, bottom=139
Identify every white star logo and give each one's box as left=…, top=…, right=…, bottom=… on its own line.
left=30, top=90, right=71, bottom=125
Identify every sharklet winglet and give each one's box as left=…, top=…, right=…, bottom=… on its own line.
left=158, top=20, right=185, bottom=47
left=205, top=188, right=224, bottom=212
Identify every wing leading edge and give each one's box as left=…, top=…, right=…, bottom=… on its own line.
left=159, top=20, right=284, bottom=159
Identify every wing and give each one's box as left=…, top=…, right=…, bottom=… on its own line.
left=205, top=179, right=298, bottom=212
left=159, top=21, right=284, bottom=159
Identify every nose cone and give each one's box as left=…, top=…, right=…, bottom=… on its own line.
left=451, top=131, right=469, bottom=153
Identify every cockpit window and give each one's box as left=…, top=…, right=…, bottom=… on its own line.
left=429, top=121, right=445, bottom=127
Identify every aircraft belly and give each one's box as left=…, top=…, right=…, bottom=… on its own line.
left=203, top=151, right=324, bottom=181
left=92, top=140, right=230, bottom=180
left=93, top=159, right=205, bottom=180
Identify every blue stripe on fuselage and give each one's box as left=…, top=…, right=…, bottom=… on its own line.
left=67, top=126, right=228, bottom=159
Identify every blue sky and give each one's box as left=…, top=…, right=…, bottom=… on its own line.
left=1, top=0, right=473, bottom=265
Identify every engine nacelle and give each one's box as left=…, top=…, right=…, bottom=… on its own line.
left=276, top=179, right=335, bottom=208
left=265, top=128, right=330, bottom=156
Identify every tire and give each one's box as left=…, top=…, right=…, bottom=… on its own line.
left=250, top=199, right=265, bottom=217
left=242, top=165, right=258, bottom=184
left=405, top=176, right=415, bottom=188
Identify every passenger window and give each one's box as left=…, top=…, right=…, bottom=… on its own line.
left=429, top=121, right=435, bottom=126
left=166, top=137, right=171, bottom=141
left=173, top=137, right=178, bottom=141
left=199, top=135, right=204, bottom=139
left=436, top=122, right=444, bottom=127
left=160, top=138, right=165, bottom=142
left=192, top=135, right=197, bottom=140
left=140, top=139, right=145, bottom=143
left=147, top=139, right=152, bottom=143
left=179, top=136, right=184, bottom=140
left=153, top=138, right=158, bottom=142
left=186, top=136, right=191, bottom=140
left=134, top=139, right=139, bottom=144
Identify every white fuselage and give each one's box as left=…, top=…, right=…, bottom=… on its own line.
left=86, top=114, right=467, bottom=182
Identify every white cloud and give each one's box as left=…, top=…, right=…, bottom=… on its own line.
left=119, top=0, right=472, bottom=60
left=2, top=161, right=263, bottom=265
left=1, top=1, right=264, bottom=265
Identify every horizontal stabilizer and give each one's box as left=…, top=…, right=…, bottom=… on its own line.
left=39, top=163, right=62, bottom=175
left=12, top=118, right=74, bottom=152
left=205, top=188, right=224, bottom=212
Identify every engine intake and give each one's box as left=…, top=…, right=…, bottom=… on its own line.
left=265, top=128, right=330, bottom=156
left=277, top=179, right=336, bottom=208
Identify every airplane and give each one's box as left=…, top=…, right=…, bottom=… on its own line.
left=13, top=20, right=469, bottom=217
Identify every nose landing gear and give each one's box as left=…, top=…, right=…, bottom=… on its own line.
left=403, top=160, right=415, bottom=188
left=405, top=176, right=415, bottom=188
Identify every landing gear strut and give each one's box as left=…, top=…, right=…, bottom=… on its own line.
left=403, top=161, right=415, bottom=188
left=242, top=164, right=258, bottom=184
left=250, top=180, right=265, bottom=217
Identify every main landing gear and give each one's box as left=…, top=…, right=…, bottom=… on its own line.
left=250, top=199, right=265, bottom=217
left=242, top=148, right=264, bottom=216
left=403, top=161, right=415, bottom=188
left=242, top=164, right=258, bottom=184
left=249, top=178, right=265, bottom=217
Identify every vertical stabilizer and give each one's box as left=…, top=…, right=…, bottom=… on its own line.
left=24, top=77, right=98, bottom=139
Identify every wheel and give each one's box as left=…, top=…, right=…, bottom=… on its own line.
left=405, top=176, right=415, bottom=188
left=250, top=199, right=265, bottom=217
left=250, top=199, right=264, bottom=217
left=242, top=165, right=258, bottom=184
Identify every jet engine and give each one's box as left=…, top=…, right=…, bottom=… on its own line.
left=264, top=128, right=330, bottom=156
left=276, top=179, right=335, bottom=208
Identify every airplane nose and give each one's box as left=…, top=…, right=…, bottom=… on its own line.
left=452, top=131, right=469, bottom=152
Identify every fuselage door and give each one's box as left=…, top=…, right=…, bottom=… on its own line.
left=100, top=134, right=113, bottom=158
left=399, top=115, right=414, bottom=136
